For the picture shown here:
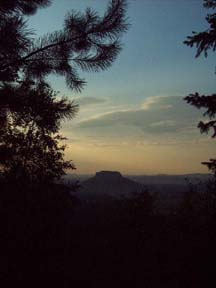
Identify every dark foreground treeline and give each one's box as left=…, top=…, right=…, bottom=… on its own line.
left=0, top=179, right=215, bottom=287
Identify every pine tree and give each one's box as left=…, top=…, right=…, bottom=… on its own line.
left=0, top=0, right=128, bottom=183
left=184, top=0, right=216, bottom=175
left=0, top=80, right=78, bottom=183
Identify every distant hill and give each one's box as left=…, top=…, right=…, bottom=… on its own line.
left=67, top=171, right=212, bottom=215
left=66, top=172, right=211, bottom=197
left=65, top=172, right=210, bottom=185
left=128, top=174, right=210, bottom=186
left=78, top=171, right=144, bottom=199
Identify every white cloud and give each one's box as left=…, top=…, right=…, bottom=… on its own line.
left=142, top=95, right=172, bottom=110
left=150, top=120, right=176, bottom=127
left=76, top=95, right=202, bottom=137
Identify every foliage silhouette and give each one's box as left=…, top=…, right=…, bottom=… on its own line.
left=184, top=0, right=216, bottom=174
left=0, top=0, right=128, bottom=183
left=0, top=81, right=78, bottom=183
left=0, top=0, right=51, bottom=15
left=181, top=177, right=216, bottom=218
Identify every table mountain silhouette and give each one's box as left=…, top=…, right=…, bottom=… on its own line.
left=79, top=171, right=144, bottom=197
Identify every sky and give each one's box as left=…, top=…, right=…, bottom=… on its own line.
left=28, top=0, right=216, bottom=175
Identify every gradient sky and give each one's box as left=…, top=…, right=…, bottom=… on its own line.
left=28, top=0, right=215, bottom=175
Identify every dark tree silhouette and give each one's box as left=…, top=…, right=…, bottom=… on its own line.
left=0, top=0, right=51, bottom=15
left=0, top=0, right=128, bottom=183
left=184, top=0, right=216, bottom=175
left=0, top=81, right=78, bottom=183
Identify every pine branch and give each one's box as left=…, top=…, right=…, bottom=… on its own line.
left=1, top=1, right=128, bottom=92
left=0, top=0, right=51, bottom=15
left=184, top=1, right=216, bottom=57
left=22, top=35, right=83, bottom=61
left=204, top=0, right=216, bottom=9
left=184, top=93, right=216, bottom=117
left=185, top=93, right=216, bottom=138
left=198, top=120, right=216, bottom=137
left=202, top=159, right=216, bottom=174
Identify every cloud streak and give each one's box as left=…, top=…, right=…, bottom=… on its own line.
left=76, top=96, right=108, bottom=107
left=76, top=96, right=202, bottom=135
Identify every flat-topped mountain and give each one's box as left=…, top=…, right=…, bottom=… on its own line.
left=95, top=171, right=122, bottom=179
left=78, top=171, right=144, bottom=198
